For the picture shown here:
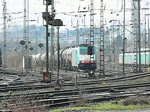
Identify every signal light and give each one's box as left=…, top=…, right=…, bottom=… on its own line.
left=38, top=43, right=43, bottom=48
left=42, top=12, right=55, bottom=25
left=43, top=0, right=52, bottom=5
left=20, top=40, right=25, bottom=45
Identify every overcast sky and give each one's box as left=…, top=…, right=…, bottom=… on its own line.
left=0, top=0, right=150, bottom=31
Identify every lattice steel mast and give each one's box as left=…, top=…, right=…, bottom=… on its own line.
left=132, top=0, right=141, bottom=72
left=89, top=0, right=94, bottom=63
left=132, top=0, right=138, bottom=73
left=99, top=0, right=105, bottom=76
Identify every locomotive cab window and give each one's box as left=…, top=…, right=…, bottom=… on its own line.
left=80, top=47, right=87, bottom=55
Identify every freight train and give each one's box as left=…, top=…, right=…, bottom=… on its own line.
left=119, top=50, right=150, bottom=66
left=32, top=44, right=97, bottom=76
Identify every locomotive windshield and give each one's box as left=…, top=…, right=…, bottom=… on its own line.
left=80, top=47, right=87, bottom=55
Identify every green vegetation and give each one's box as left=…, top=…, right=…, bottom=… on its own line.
left=101, top=82, right=107, bottom=86
left=51, top=102, right=150, bottom=112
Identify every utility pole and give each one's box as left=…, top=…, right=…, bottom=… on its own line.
left=144, top=14, right=147, bottom=72
left=35, top=30, right=37, bottom=54
left=45, top=1, right=49, bottom=75
left=147, top=15, right=150, bottom=65
left=27, top=0, right=30, bottom=72
left=109, top=20, right=117, bottom=69
left=2, top=0, right=7, bottom=68
left=137, top=0, right=142, bottom=72
left=50, top=0, right=55, bottom=74
left=46, top=0, right=49, bottom=79
left=24, top=0, right=27, bottom=53
left=23, top=0, right=30, bottom=72
left=76, top=14, right=79, bottom=45
left=123, top=0, right=126, bottom=75
left=112, top=21, right=115, bottom=69
left=132, top=0, right=142, bottom=72
left=23, top=0, right=28, bottom=72
left=142, top=8, right=149, bottom=71
left=83, top=14, right=86, bottom=44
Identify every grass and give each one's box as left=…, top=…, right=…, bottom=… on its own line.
left=51, top=102, right=150, bottom=112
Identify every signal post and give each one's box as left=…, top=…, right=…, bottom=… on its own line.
left=42, top=0, right=55, bottom=83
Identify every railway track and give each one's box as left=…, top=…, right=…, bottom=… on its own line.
left=0, top=72, right=149, bottom=93
left=1, top=82, right=150, bottom=111
left=0, top=70, right=150, bottom=111
left=1, top=81, right=150, bottom=101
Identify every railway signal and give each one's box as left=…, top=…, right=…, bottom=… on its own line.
left=38, top=43, right=44, bottom=74
left=52, top=19, right=63, bottom=90
left=42, top=12, right=55, bottom=25
left=20, top=40, right=26, bottom=75
left=42, top=0, right=54, bottom=83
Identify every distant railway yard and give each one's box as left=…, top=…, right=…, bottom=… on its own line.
left=0, top=66, right=149, bottom=112
left=0, top=0, right=150, bottom=111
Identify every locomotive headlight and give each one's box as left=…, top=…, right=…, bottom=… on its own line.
left=90, top=71, right=93, bottom=74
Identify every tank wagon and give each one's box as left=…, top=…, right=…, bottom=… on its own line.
left=59, top=44, right=97, bottom=72
left=32, top=53, right=44, bottom=65
left=32, top=44, right=97, bottom=75
left=119, top=50, right=150, bottom=66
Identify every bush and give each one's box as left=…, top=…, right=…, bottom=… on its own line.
left=122, top=96, right=149, bottom=106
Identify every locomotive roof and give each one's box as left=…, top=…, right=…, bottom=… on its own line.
left=62, top=44, right=92, bottom=49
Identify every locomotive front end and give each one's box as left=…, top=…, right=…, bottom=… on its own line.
left=78, top=45, right=96, bottom=71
